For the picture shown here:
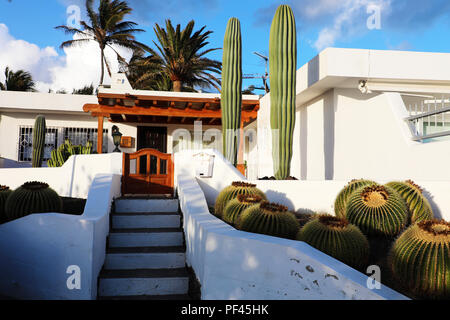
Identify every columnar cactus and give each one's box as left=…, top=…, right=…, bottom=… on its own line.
left=238, top=201, right=300, bottom=239
left=221, top=17, right=242, bottom=166
left=334, top=179, right=377, bottom=218
left=389, top=219, right=450, bottom=299
left=297, top=214, right=370, bottom=270
left=0, top=185, right=13, bottom=223
left=345, top=184, right=408, bottom=237
left=5, top=181, right=62, bottom=220
left=32, top=115, right=46, bottom=167
left=269, top=5, right=297, bottom=180
left=223, top=194, right=263, bottom=225
left=214, top=181, right=266, bottom=217
left=386, top=180, right=433, bottom=224
left=47, top=139, right=93, bottom=167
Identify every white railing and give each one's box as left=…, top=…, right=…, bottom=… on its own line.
left=404, top=95, right=450, bottom=141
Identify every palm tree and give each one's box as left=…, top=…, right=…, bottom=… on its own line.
left=73, top=84, right=95, bottom=95
left=55, top=0, right=149, bottom=85
left=149, top=19, right=222, bottom=92
left=0, top=67, right=36, bottom=92
left=120, top=49, right=165, bottom=90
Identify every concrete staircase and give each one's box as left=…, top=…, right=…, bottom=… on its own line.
left=98, top=197, right=190, bottom=300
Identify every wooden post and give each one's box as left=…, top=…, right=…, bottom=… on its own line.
left=236, top=118, right=246, bottom=176
left=97, top=116, right=104, bottom=154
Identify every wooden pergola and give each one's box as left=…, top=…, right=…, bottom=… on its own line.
left=83, top=92, right=260, bottom=155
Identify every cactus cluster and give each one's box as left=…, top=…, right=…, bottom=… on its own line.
left=32, top=115, right=46, bottom=168
left=221, top=17, right=242, bottom=166
left=5, top=181, right=62, bottom=220
left=223, top=194, right=263, bottom=225
left=386, top=180, right=433, bottom=224
left=47, top=139, right=93, bottom=167
left=0, top=185, right=13, bottom=223
left=334, top=179, right=376, bottom=218
left=345, top=184, right=408, bottom=237
left=269, top=5, right=297, bottom=180
left=214, top=181, right=266, bottom=217
left=297, top=214, right=369, bottom=270
left=389, top=219, right=450, bottom=299
left=238, top=201, right=300, bottom=239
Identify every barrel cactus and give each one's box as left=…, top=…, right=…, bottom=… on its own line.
left=237, top=201, right=300, bottom=239
left=214, top=182, right=266, bottom=217
left=389, top=219, right=450, bottom=299
left=0, top=185, right=13, bottom=223
left=269, top=5, right=297, bottom=180
left=345, top=184, right=408, bottom=237
left=223, top=194, right=263, bottom=225
left=297, top=214, right=369, bottom=270
left=5, top=181, right=63, bottom=220
left=334, top=179, right=377, bottom=218
left=386, top=180, right=433, bottom=224
left=221, top=17, right=242, bottom=166
left=32, top=115, right=46, bottom=168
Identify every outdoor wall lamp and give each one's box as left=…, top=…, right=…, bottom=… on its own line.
left=111, top=125, right=122, bottom=152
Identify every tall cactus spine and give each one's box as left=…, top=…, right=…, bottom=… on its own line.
left=32, top=115, right=46, bottom=167
left=269, top=5, right=297, bottom=180
left=221, top=17, right=242, bottom=166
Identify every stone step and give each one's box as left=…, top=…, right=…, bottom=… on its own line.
left=115, top=199, right=179, bottom=213
left=108, top=228, right=184, bottom=247
left=111, top=212, right=180, bottom=229
left=104, top=246, right=186, bottom=270
left=98, top=268, right=189, bottom=297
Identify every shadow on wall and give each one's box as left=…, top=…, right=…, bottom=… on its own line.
left=0, top=158, right=32, bottom=168
left=323, top=90, right=335, bottom=180
left=422, top=187, right=443, bottom=220
left=264, top=189, right=295, bottom=211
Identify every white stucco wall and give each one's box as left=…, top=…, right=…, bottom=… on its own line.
left=0, top=153, right=122, bottom=198
left=0, top=173, right=121, bottom=300
left=257, top=87, right=450, bottom=182
left=177, top=174, right=408, bottom=300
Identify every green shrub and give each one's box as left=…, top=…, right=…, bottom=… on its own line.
left=297, top=214, right=369, bottom=270
left=389, top=219, right=450, bottom=299
left=214, top=182, right=266, bottom=218
left=237, top=201, right=300, bottom=239
left=5, top=181, right=62, bottom=220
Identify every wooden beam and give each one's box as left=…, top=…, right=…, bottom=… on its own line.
left=84, top=103, right=245, bottom=119
left=97, top=116, right=104, bottom=154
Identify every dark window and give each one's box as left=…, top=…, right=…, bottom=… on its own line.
left=18, top=127, right=58, bottom=162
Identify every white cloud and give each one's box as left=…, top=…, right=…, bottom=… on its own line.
left=313, top=0, right=392, bottom=51
left=0, top=23, right=132, bottom=93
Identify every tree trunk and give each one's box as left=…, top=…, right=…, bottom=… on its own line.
left=100, top=48, right=105, bottom=85
left=173, top=80, right=182, bottom=92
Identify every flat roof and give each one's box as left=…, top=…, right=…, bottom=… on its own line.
left=296, top=48, right=450, bottom=105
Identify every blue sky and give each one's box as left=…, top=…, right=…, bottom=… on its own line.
left=1, top=0, right=450, bottom=93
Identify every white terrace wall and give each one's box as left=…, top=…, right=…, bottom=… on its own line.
left=0, top=153, right=122, bottom=198
left=177, top=174, right=408, bottom=300
left=257, top=88, right=450, bottom=182
left=175, top=149, right=450, bottom=221
left=0, top=153, right=123, bottom=299
left=0, top=173, right=121, bottom=300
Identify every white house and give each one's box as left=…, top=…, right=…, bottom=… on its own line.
left=258, top=47, right=450, bottom=181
